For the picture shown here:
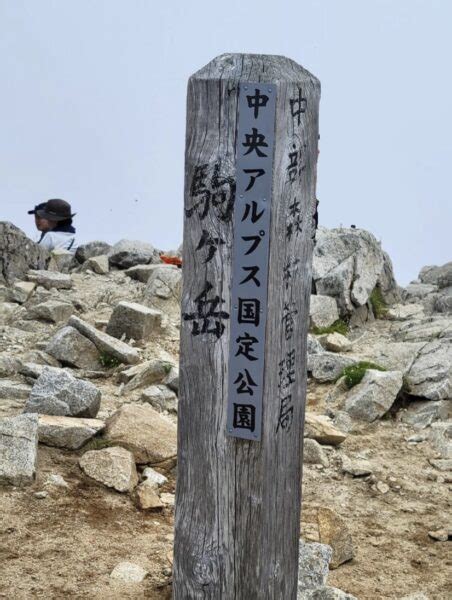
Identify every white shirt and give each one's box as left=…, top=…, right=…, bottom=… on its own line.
left=39, top=230, right=77, bottom=254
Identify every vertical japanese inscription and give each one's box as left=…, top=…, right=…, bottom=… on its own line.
left=227, top=83, right=277, bottom=441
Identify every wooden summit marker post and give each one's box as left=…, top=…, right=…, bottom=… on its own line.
left=174, top=54, right=320, bottom=599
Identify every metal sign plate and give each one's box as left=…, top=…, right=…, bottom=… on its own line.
left=227, top=82, right=277, bottom=441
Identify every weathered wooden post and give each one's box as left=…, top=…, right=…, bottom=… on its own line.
left=174, top=54, right=320, bottom=599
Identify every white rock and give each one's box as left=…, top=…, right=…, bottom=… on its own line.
left=142, top=467, right=168, bottom=488
left=106, top=301, right=163, bottom=342
left=141, top=384, right=177, bottom=412
left=68, top=315, right=140, bottom=365
left=45, top=326, right=101, bottom=369
left=38, top=415, right=105, bottom=450
left=406, top=339, right=452, bottom=400
left=79, top=446, right=138, bottom=493
left=0, top=413, right=38, bottom=486
left=110, top=561, right=148, bottom=583
left=320, top=333, right=351, bottom=353
left=25, top=368, right=101, bottom=418
left=310, top=295, right=339, bottom=329
left=27, top=270, right=73, bottom=290
left=344, top=370, right=403, bottom=422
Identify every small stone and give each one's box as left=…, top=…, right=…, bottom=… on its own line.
left=125, top=263, right=163, bottom=283
left=429, top=458, right=452, bottom=471
left=317, top=507, right=355, bottom=569
left=300, top=587, right=358, bottom=600
left=68, top=315, right=140, bottom=365
left=341, top=455, right=374, bottom=477
left=160, top=492, right=175, bottom=506
left=376, top=481, right=390, bottom=494
left=110, top=561, right=148, bottom=583
left=142, top=467, right=168, bottom=488
left=106, top=301, right=163, bottom=341
left=303, top=439, right=329, bottom=467
left=45, top=326, right=101, bottom=369
left=401, top=400, right=450, bottom=430
left=38, top=415, right=105, bottom=450
left=0, top=413, right=38, bottom=486
left=27, top=270, right=73, bottom=290
left=8, top=281, right=36, bottom=304
left=34, top=491, right=48, bottom=499
left=309, top=353, right=357, bottom=383
left=80, top=446, right=138, bottom=493
left=428, top=528, right=450, bottom=542
left=45, top=473, right=69, bottom=488
left=428, top=421, right=452, bottom=459
left=120, top=359, right=172, bottom=392
left=304, top=414, right=347, bottom=446
left=82, top=255, right=109, bottom=274
left=105, top=403, right=177, bottom=467
left=135, top=479, right=164, bottom=509
left=141, top=384, right=178, bottom=413
left=320, top=333, right=352, bottom=353
left=24, top=368, right=101, bottom=418
left=27, top=300, right=75, bottom=323
left=297, top=540, right=332, bottom=593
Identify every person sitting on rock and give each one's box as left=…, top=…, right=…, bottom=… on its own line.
left=28, top=199, right=77, bottom=253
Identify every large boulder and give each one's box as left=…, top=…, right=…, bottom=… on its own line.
left=79, top=446, right=138, bottom=492
left=377, top=251, right=401, bottom=304
left=27, top=270, right=73, bottom=290
left=27, top=299, right=75, bottom=323
left=313, top=227, right=394, bottom=315
left=309, top=295, right=339, bottom=329
left=105, top=403, right=177, bottom=467
left=108, top=239, right=160, bottom=269
left=38, top=415, right=105, bottom=450
left=419, top=262, right=452, bottom=289
left=75, top=241, right=112, bottom=264
left=24, top=368, right=101, bottom=418
left=45, top=326, right=101, bottom=369
left=405, top=339, right=452, bottom=400
left=0, top=222, right=49, bottom=284
left=0, top=413, right=38, bottom=486
left=68, top=315, right=140, bottom=365
left=344, top=369, right=403, bottom=422
left=106, top=301, right=163, bottom=341
left=308, top=353, right=356, bottom=383
left=143, top=264, right=182, bottom=314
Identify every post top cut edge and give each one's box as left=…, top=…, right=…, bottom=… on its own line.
left=190, top=53, right=320, bottom=88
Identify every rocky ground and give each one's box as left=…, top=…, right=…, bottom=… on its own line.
left=0, top=224, right=451, bottom=599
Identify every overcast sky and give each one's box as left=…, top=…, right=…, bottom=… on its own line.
left=1, top=0, right=450, bottom=284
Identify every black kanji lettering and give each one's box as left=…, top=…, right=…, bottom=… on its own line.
left=246, top=88, right=269, bottom=118
left=235, top=332, right=259, bottom=361
left=238, top=298, right=260, bottom=326
left=233, top=403, right=256, bottom=431
left=242, top=128, right=268, bottom=157
left=234, top=369, right=258, bottom=395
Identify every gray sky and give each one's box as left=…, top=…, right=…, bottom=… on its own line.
left=1, top=0, right=450, bottom=285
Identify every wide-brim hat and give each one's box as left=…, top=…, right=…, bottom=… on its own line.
left=28, top=199, right=76, bottom=221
